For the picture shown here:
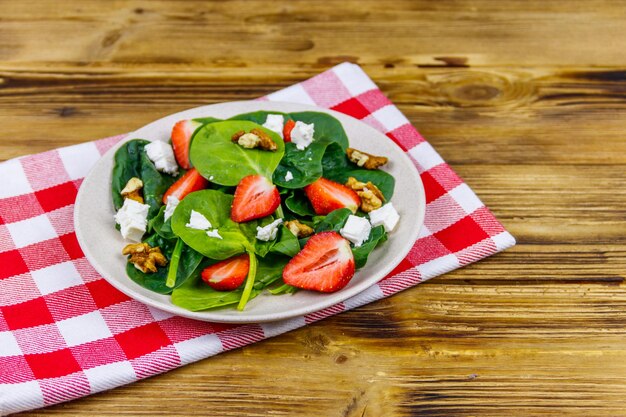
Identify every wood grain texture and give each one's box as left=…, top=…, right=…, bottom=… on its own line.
left=3, top=0, right=625, bottom=416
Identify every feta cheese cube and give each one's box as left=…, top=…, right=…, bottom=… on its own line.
left=145, top=140, right=179, bottom=176
left=206, top=229, right=222, bottom=239
left=262, top=114, right=284, bottom=139
left=163, top=196, right=179, bottom=221
left=186, top=210, right=212, bottom=230
left=368, top=203, right=400, bottom=232
left=285, top=171, right=294, bottom=182
left=256, top=218, right=283, bottom=241
left=340, top=215, right=371, bottom=247
left=114, top=198, right=150, bottom=242
left=291, top=121, right=315, bottom=150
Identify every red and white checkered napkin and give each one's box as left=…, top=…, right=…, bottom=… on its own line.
left=0, top=63, right=515, bottom=414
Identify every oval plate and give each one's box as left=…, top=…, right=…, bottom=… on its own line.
left=74, top=101, right=425, bottom=323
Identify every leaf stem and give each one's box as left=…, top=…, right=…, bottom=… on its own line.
left=276, top=204, right=285, bottom=219
left=166, top=238, right=184, bottom=288
left=237, top=249, right=257, bottom=310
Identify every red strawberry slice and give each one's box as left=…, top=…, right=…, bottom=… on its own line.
left=283, top=119, right=295, bottom=142
left=283, top=232, right=355, bottom=293
left=201, top=254, right=249, bottom=291
left=171, top=120, right=202, bottom=169
left=304, top=177, right=360, bottom=215
left=231, top=175, right=280, bottom=222
left=162, top=168, right=209, bottom=204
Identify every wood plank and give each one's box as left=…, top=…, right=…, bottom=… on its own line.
left=2, top=0, right=626, bottom=67
left=1, top=66, right=626, bottom=164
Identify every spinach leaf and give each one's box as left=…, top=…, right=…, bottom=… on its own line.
left=268, top=283, right=298, bottom=295
left=148, top=205, right=176, bottom=239
left=229, top=111, right=289, bottom=126
left=270, top=226, right=300, bottom=257
left=290, top=111, right=349, bottom=151
left=193, top=116, right=222, bottom=125
left=190, top=120, right=285, bottom=186
left=111, top=139, right=149, bottom=210
left=322, top=143, right=395, bottom=200
left=272, top=141, right=330, bottom=189
left=170, top=190, right=249, bottom=260
left=315, top=208, right=352, bottom=233
left=238, top=216, right=277, bottom=258
left=284, top=190, right=316, bottom=217
left=272, top=112, right=350, bottom=188
left=352, top=225, right=387, bottom=268
left=125, top=234, right=203, bottom=294
left=171, top=255, right=288, bottom=311
left=239, top=217, right=300, bottom=258
left=140, top=150, right=178, bottom=218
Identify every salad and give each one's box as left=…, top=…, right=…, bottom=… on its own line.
left=111, top=110, right=401, bottom=311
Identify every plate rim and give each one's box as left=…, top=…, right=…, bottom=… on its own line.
left=74, top=100, right=425, bottom=323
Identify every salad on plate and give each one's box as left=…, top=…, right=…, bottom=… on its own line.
left=111, top=110, right=400, bottom=312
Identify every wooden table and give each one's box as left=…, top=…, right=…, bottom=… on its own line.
left=3, top=1, right=625, bottom=415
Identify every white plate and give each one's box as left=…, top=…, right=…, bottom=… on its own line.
left=74, top=101, right=425, bottom=323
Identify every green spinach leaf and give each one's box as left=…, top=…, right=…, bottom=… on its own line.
left=284, top=190, right=316, bottom=217
left=270, top=226, right=300, bottom=257
left=272, top=141, right=330, bottom=189
left=229, top=111, right=289, bottom=126
left=315, top=208, right=352, bottom=233
left=171, top=190, right=249, bottom=260
left=148, top=205, right=176, bottom=239
left=322, top=143, right=395, bottom=200
left=125, top=234, right=203, bottom=294
left=171, top=255, right=288, bottom=311
left=111, top=139, right=149, bottom=210
left=190, top=120, right=285, bottom=186
left=352, top=225, right=387, bottom=268
left=140, top=151, right=178, bottom=218
left=290, top=111, right=349, bottom=151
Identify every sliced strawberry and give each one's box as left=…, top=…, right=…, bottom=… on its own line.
left=201, top=254, right=249, bottom=291
left=304, top=177, right=360, bottom=215
left=171, top=120, right=202, bottom=169
left=231, top=175, right=280, bottom=222
left=283, top=232, right=355, bottom=293
left=283, top=119, right=296, bottom=142
left=162, top=168, right=209, bottom=204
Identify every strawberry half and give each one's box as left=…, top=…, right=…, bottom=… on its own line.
left=201, top=254, right=249, bottom=291
left=304, top=177, right=360, bottom=215
left=171, top=120, right=202, bottom=169
left=162, top=168, right=209, bottom=204
left=283, top=119, right=295, bottom=142
left=231, top=175, right=280, bottom=222
left=283, top=232, right=355, bottom=293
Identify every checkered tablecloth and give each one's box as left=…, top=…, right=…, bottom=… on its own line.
left=0, top=63, right=515, bottom=415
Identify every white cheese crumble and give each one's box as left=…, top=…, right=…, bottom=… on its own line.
left=340, top=215, right=371, bottom=247
left=291, top=121, right=315, bottom=150
left=368, top=203, right=400, bottom=232
left=285, top=171, right=294, bottom=182
left=256, top=218, right=283, bottom=242
left=206, top=229, right=223, bottom=239
left=163, top=196, right=179, bottom=221
left=115, top=198, right=150, bottom=242
left=262, top=114, right=284, bottom=139
left=186, top=210, right=212, bottom=230
left=144, top=140, right=178, bottom=176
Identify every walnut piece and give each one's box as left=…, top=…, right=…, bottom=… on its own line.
left=122, top=242, right=167, bottom=273
left=120, top=177, right=144, bottom=203
left=346, top=148, right=388, bottom=170
left=231, top=128, right=277, bottom=151
left=346, top=176, right=384, bottom=212
left=285, top=219, right=314, bottom=238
